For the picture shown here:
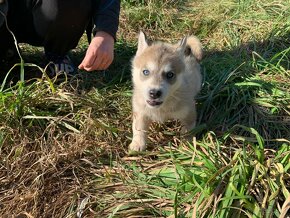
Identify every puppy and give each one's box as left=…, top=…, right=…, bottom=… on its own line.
left=129, top=32, right=202, bottom=151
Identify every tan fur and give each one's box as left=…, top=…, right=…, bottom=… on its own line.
left=129, top=32, right=203, bottom=151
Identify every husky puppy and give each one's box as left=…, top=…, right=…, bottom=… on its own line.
left=129, top=32, right=202, bottom=151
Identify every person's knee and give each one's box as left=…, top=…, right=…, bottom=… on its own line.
left=41, top=0, right=92, bottom=23
left=38, top=0, right=92, bottom=55
left=34, top=0, right=92, bottom=34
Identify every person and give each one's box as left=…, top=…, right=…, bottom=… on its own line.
left=0, top=0, right=120, bottom=75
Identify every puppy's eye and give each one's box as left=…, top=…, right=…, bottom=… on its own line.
left=166, top=71, right=175, bottom=79
left=143, top=69, right=150, bottom=76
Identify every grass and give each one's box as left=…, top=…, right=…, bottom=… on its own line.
left=0, top=0, right=290, bottom=217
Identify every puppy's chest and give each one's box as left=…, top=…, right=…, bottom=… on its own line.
left=146, top=105, right=190, bottom=122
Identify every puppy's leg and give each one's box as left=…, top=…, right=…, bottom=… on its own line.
left=129, top=112, right=151, bottom=151
left=180, top=106, right=197, bottom=142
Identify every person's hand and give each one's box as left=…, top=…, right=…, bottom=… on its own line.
left=78, top=31, right=114, bottom=71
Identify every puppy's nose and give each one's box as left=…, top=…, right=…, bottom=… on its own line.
left=149, top=89, right=162, bottom=99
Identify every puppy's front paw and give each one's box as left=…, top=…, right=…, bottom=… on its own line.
left=129, top=141, right=146, bottom=152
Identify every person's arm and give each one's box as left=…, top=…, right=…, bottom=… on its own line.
left=79, top=0, right=120, bottom=71
left=93, top=0, right=120, bottom=40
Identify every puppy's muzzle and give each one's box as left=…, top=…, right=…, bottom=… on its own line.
left=147, top=89, right=163, bottom=107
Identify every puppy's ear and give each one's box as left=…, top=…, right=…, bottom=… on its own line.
left=178, top=37, right=188, bottom=55
left=178, top=36, right=203, bottom=62
left=136, top=31, right=148, bottom=56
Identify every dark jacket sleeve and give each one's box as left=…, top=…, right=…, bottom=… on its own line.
left=93, top=0, right=120, bottom=40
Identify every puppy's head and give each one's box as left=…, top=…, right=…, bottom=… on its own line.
left=132, top=31, right=202, bottom=108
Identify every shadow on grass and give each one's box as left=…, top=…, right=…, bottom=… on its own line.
left=0, top=38, right=136, bottom=89
left=0, top=45, right=45, bottom=84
